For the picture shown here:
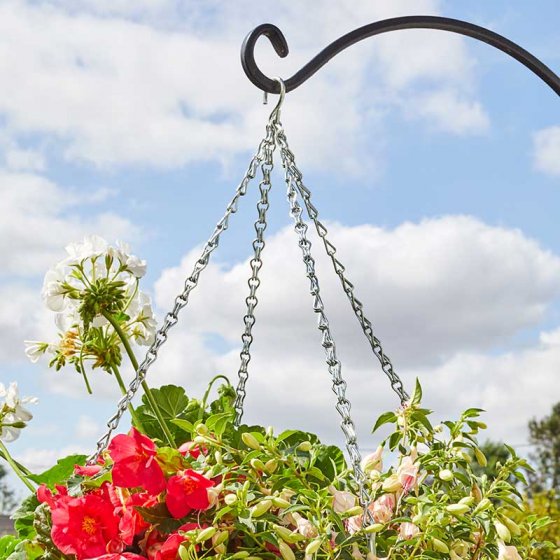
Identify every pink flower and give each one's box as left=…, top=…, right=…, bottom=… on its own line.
left=360, top=446, right=383, bottom=473
left=74, top=464, right=103, bottom=477
left=165, top=469, right=214, bottom=519
left=498, top=542, right=522, bottom=560
left=295, top=515, right=318, bottom=538
left=108, top=428, right=166, bottom=496
left=399, top=522, right=420, bottom=540
left=346, top=515, right=363, bottom=535
left=178, top=441, right=206, bottom=459
left=369, top=494, right=395, bottom=524
left=331, top=488, right=357, bottom=513
left=396, top=456, right=419, bottom=494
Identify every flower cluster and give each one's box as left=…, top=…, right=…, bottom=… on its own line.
left=24, top=236, right=157, bottom=390
left=14, top=380, right=551, bottom=560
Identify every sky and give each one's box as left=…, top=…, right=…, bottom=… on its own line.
left=1, top=0, right=560, bottom=495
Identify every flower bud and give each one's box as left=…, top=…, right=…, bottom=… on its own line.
left=178, top=545, right=190, bottom=560
left=439, top=469, right=454, bottom=481
left=446, top=503, right=470, bottom=515
left=215, top=544, right=226, bottom=554
left=265, top=459, right=279, bottom=474
left=196, top=527, right=216, bottom=543
left=494, top=521, right=511, bottom=543
left=195, top=423, right=208, bottom=435
left=382, top=474, right=402, bottom=493
left=231, top=552, right=250, bottom=559
left=224, top=493, right=238, bottom=506
left=212, top=530, right=229, bottom=547
left=432, top=538, right=449, bottom=553
left=501, top=516, right=521, bottom=536
left=472, top=483, right=483, bottom=503
left=459, top=496, right=475, bottom=506
left=193, top=435, right=209, bottom=445
left=298, top=441, right=312, bottom=452
left=273, top=525, right=293, bottom=541
left=344, top=506, right=363, bottom=517
left=242, top=432, right=261, bottom=450
left=251, top=499, right=272, bottom=517
left=272, top=496, right=291, bottom=508
left=474, top=448, right=487, bottom=467
left=364, top=523, right=384, bottom=533
left=250, top=458, right=266, bottom=471
left=305, top=539, right=322, bottom=555
left=278, top=541, right=296, bottom=560
left=473, top=497, right=492, bottom=514
left=214, top=450, right=222, bottom=464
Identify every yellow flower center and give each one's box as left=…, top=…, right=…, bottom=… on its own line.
left=81, top=515, right=97, bottom=535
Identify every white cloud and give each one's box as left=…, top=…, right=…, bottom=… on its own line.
left=144, top=215, right=560, bottom=448
left=0, top=0, right=486, bottom=173
left=4, top=147, right=46, bottom=172
left=75, top=414, right=102, bottom=439
left=533, top=126, right=560, bottom=176
left=155, top=216, right=560, bottom=368
left=406, top=89, right=490, bottom=134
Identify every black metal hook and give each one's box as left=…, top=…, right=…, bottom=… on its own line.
left=241, top=16, right=560, bottom=96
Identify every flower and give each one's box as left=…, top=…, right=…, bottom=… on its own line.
left=118, top=491, right=158, bottom=545
left=178, top=441, right=205, bottom=459
left=42, top=265, right=70, bottom=311
left=360, top=445, right=383, bottom=473
left=165, top=469, right=215, bottom=519
left=129, top=292, right=157, bottom=346
left=396, top=456, right=419, bottom=494
left=369, top=494, right=395, bottom=524
left=49, top=493, right=121, bottom=559
left=90, top=554, right=146, bottom=560
left=23, top=341, right=50, bottom=363
left=398, top=522, right=420, bottom=540
left=108, top=428, right=166, bottom=495
left=330, top=487, right=357, bottom=513
left=294, top=514, right=318, bottom=538
left=497, top=541, right=522, bottom=560
left=0, top=382, right=38, bottom=442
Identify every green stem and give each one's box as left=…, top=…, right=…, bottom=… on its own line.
left=199, top=374, right=232, bottom=421
left=110, top=364, right=146, bottom=433
left=0, top=440, right=35, bottom=493
left=102, top=310, right=175, bottom=447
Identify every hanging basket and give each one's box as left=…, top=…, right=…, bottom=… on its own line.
left=4, top=16, right=560, bottom=560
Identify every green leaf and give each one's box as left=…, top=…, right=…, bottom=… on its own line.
left=372, top=411, right=397, bottom=433
left=28, top=454, right=86, bottom=488
left=388, top=431, right=403, bottom=451
left=136, top=385, right=190, bottom=442
left=170, top=418, right=194, bottom=435
left=411, top=378, right=422, bottom=406
left=206, top=412, right=234, bottom=437
left=0, top=535, right=20, bottom=558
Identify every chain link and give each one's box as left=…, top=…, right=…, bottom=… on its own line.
left=277, top=148, right=409, bottom=405
left=274, top=120, right=371, bottom=511
left=233, top=127, right=275, bottom=426
left=88, top=121, right=275, bottom=464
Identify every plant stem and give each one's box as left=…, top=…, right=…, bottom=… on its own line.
left=102, top=310, right=175, bottom=447
left=199, top=374, right=232, bottom=420
left=110, top=364, right=145, bottom=433
left=0, top=440, right=35, bottom=493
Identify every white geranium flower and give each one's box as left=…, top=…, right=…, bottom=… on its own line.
left=65, top=235, right=108, bottom=264
left=42, top=266, right=68, bottom=311
left=129, top=291, right=158, bottom=345
left=23, top=341, right=49, bottom=363
left=0, top=382, right=38, bottom=442
left=111, top=240, right=147, bottom=278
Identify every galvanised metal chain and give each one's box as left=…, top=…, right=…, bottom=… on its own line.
left=88, top=117, right=276, bottom=464
left=278, top=147, right=409, bottom=405
left=269, top=105, right=370, bottom=515
left=233, top=130, right=275, bottom=426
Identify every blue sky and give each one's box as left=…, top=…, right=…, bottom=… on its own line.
left=1, top=0, right=560, bottom=494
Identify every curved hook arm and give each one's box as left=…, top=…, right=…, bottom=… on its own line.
left=241, top=15, right=560, bottom=96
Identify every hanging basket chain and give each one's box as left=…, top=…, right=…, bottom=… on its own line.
left=274, top=120, right=371, bottom=513
left=234, top=126, right=276, bottom=426
left=88, top=121, right=276, bottom=463
left=278, top=154, right=409, bottom=406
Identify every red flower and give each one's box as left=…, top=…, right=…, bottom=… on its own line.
left=177, top=441, right=206, bottom=459
left=155, top=523, right=201, bottom=560
left=165, top=470, right=214, bottom=519
left=119, top=491, right=158, bottom=545
left=90, top=554, right=146, bottom=560
left=37, top=484, right=70, bottom=509
left=108, top=428, right=166, bottom=495
left=75, top=464, right=103, bottom=477
left=50, top=493, right=122, bottom=559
